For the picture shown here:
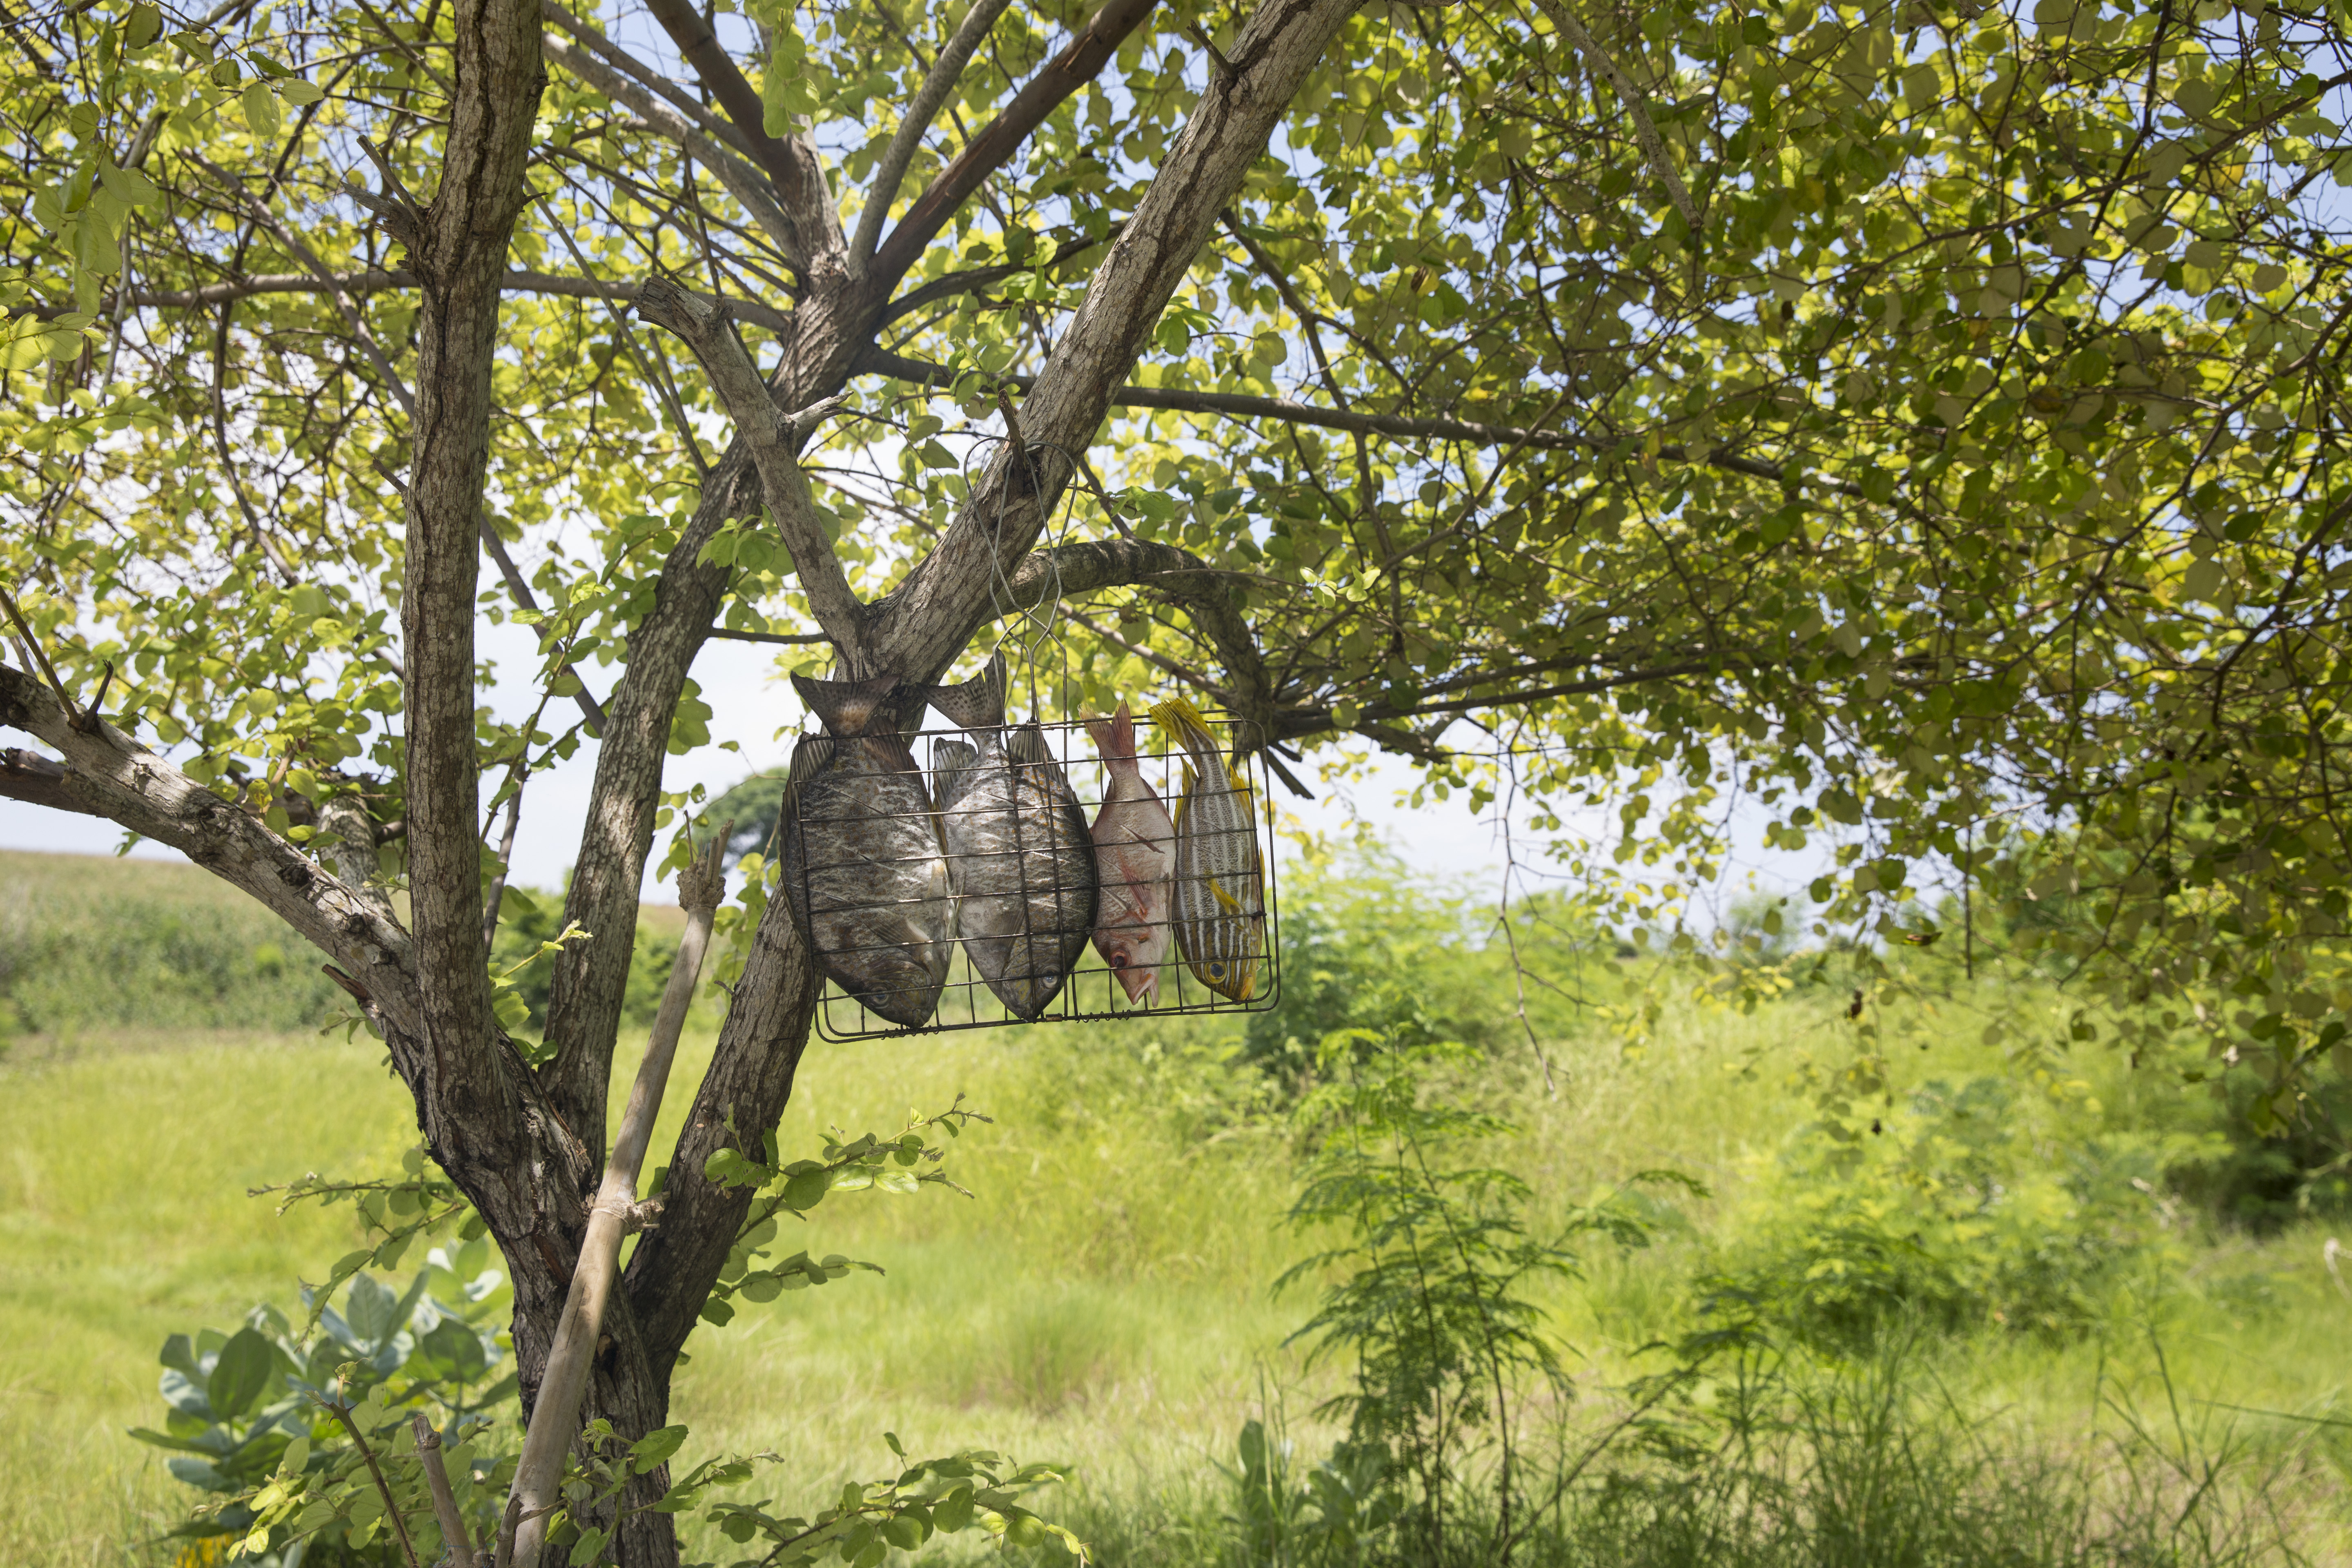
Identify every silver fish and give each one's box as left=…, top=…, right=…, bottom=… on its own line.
left=922, top=655, right=1098, bottom=1020
left=1083, top=702, right=1175, bottom=1003
left=781, top=672, right=955, bottom=1028
left=1151, top=695, right=1265, bottom=1002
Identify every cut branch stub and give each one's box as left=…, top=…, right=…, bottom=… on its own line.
left=630, top=275, right=866, bottom=655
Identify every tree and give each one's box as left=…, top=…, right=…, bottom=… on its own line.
left=3, top=0, right=2350, bottom=1557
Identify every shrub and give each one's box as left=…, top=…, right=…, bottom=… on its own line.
left=138, top=1238, right=516, bottom=1565
left=1699, top=1077, right=2196, bottom=1350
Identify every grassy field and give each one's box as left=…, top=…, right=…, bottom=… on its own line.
left=4, top=849, right=2352, bottom=1565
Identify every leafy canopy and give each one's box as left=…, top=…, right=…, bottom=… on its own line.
left=4, top=0, right=2351, bottom=1112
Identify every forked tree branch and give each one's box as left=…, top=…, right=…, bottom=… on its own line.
left=868, top=0, right=1434, bottom=684
left=868, top=0, right=1165, bottom=290
left=632, top=276, right=866, bottom=651
left=849, top=0, right=1017, bottom=267
left=640, top=0, right=849, bottom=279
left=540, top=35, right=803, bottom=261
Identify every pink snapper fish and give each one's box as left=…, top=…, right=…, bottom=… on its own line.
left=1083, top=702, right=1176, bottom=1003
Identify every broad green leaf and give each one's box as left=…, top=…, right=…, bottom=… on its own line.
left=205, top=1327, right=273, bottom=1422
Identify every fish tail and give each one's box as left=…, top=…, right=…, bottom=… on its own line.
left=1005, top=721, right=1056, bottom=768
left=1084, top=701, right=1138, bottom=772
left=922, top=651, right=1008, bottom=734
left=792, top=671, right=902, bottom=737
left=1149, top=694, right=1222, bottom=767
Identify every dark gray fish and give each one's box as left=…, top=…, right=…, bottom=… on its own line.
left=781, top=672, right=955, bottom=1028
left=922, top=655, right=1098, bottom=1020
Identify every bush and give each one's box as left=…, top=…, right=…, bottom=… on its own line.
left=0, top=862, right=343, bottom=1035
left=139, top=1238, right=517, bottom=1566
left=1699, top=1077, right=2198, bottom=1350
left=1242, top=853, right=1501, bottom=1082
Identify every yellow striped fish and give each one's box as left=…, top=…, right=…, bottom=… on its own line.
left=1149, top=696, right=1265, bottom=1002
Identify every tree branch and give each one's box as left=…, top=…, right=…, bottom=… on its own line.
left=476, top=516, right=610, bottom=733
left=35, top=269, right=798, bottom=334
left=0, top=670, right=421, bottom=1039
left=632, top=276, right=864, bottom=652
left=858, top=344, right=1837, bottom=486
left=1527, top=0, right=1698, bottom=228
left=539, top=0, right=755, bottom=158
left=850, top=0, right=1016, bottom=267
left=505, top=835, right=725, bottom=1568
left=639, top=0, right=849, bottom=281
left=540, top=34, right=803, bottom=262
left=869, top=0, right=1164, bottom=291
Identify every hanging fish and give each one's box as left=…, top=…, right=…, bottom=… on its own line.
left=1083, top=702, right=1175, bottom=1004
left=780, top=672, right=955, bottom=1028
left=1150, top=695, right=1265, bottom=1002
left=923, top=655, right=1099, bottom=1021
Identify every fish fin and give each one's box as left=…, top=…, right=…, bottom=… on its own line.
left=932, top=738, right=979, bottom=794
left=792, top=671, right=902, bottom=737
left=784, top=733, right=833, bottom=800
left=1006, top=722, right=1056, bottom=768
left=1208, top=876, right=1243, bottom=913
left=1172, top=762, right=1196, bottom=828
left=922, top=651, right=1008, bottom=734
left=1094, top=702, right=1137, bottom=762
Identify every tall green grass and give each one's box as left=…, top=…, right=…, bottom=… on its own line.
left=2, top=849, right=2350, bottom=1564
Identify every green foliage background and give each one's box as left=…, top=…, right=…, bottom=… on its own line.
left=5, top=847, right=2352, bottom=1564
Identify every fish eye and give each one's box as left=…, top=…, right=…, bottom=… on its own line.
left=1208, top=963, right=1225, bottom=977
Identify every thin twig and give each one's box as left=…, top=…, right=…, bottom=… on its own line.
left=327, top=1395, right=424, bottom=1568
left=0, top=579, right=78, bottom=721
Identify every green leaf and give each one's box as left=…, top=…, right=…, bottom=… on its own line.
left=98, top=162, right=161, bottom=208
left=206, top=1327, right=274, bottom=1422
left=630, top=1424, right=689, bottom=1473
left=243, top=83, right=281, bottom=142
left=568, top=1526, right=608, bottom=1566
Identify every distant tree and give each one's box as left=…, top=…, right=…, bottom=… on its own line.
left=692, top=771, right=788, bottom=869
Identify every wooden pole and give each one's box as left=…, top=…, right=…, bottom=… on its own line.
left=499, top=827, right=729, bottom=1568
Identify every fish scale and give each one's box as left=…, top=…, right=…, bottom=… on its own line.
left=922, top=655, right=1099, bottom=1021
left=781, top=673, right=955, bottom=1028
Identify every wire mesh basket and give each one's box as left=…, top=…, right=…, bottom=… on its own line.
left=793, top=705, right=1283, bottom=1041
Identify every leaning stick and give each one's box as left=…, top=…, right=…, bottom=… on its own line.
left=499, top=827, right=730, bottom=1568
left=414, top=1412, right=479, bottom=1568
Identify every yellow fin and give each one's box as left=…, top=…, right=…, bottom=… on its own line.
left=1150, top=695, right=1222, bottom=759
left=1209, top=876, right=1242, bottom=913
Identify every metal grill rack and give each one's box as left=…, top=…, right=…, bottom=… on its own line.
left=797, top=706, right=1283, bottom=1041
